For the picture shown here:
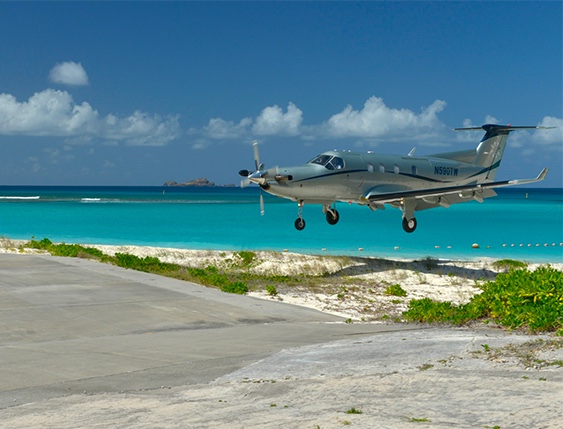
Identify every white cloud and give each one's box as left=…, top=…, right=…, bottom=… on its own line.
left=314, top=97, right=446, bottom=139
left=199, top=97, right=447, bottom=143
left=49, top=61, right=89, bottom=86
left=0, top=89, right=180, bottom=146
left=252, top=102, right=302, bottom=136
left=200, top=117, right=252, bottom=139
left=533, top=116, right=563, bottom=146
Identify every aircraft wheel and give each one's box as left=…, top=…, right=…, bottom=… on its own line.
left=402, top=217, right=417, bottom=233
left=294, top=218, right=306, bottom=231
left=326, top=209, right=340, bottom=225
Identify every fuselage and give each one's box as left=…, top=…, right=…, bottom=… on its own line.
left=263, top=150, right=489, bottom=205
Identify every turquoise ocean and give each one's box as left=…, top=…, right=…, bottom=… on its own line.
left=0, top=186, right=561, bottom=263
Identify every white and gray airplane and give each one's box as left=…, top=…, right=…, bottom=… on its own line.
left=239, top=124, right=549, bottom=233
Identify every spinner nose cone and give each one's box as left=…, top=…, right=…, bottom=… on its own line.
left=238, top=169, right=250, bottom=177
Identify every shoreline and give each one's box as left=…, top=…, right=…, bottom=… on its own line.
left=3, top=239, right=561, bottom=323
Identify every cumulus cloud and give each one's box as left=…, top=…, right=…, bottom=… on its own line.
left=533, top=116, right=563, bottom=145
left=199, top=97, right=447, bottom=143
left=0, top=89, right=180, bottom=146
left=49, top=62, right=89, bottom=86
left=314, top=97, right=446, bottom=139
left=252, top=102, right=303, bottom=136
left=200, top=117, right=252, bottom=139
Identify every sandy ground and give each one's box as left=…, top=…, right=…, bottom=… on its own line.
left=1, top=328, right=562, bottom=429
left=1, top=241, right=562, bottom=428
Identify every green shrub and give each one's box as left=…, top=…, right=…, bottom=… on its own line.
left=235, top=251, right=256, bottom=266
left=385, top=284, right=407, bottom=297
left=403, top=266, right=563, bottom=333
left=266, top=285, right=278, bottom=296
left=493, top=259, right=528, bottom=271
left=25, top=238, right=106, bottom=259
left=113, top=253, right=180, bottom=272
left=220, top=281, right=249, bottom=294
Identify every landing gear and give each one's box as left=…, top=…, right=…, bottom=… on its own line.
left=326, top=208, right=339, bottom=225
left=294, top=218, right=306, bottom=231
left=293, top=202, right=340, bottom=231
left=294, top=200, right=306, bottom=231
left=402, top=217, right=417, bottom=233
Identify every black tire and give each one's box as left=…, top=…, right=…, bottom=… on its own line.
left=326, top=209, right=340, bottom=225
left=402, top=217, right=417, bottom=233
left=294, top=218, right=306, bottom=231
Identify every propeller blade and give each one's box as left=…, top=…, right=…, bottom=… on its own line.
left=240, top=178, right=250, bottom=188
left=260, top=191, right=265, bottom=216
left=253, top=141, right=261, bottom=171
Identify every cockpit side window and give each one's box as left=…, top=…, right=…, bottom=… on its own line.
left=330, top=157, right=344, bottom=170
left=309, top=155, right=345, bottom=171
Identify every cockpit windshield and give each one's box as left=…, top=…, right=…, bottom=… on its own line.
left=309, top=155, right=345, bottom=170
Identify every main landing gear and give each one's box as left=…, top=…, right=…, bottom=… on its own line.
left=294, top=202, right=340, bottom=231
left=402, top=217, right=417, bottom=233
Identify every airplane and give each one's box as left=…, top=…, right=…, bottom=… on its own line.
left=239, top=124, right=550, bottom=233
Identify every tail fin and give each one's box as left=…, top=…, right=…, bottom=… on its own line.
left=455, top=124, right=545, bottom=181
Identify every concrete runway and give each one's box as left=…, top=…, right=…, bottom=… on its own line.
left=2, top=254, right=563, bottom=428
left=0, top=253, right=410, bottom=409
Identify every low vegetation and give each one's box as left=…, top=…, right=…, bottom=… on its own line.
left=385, top=284, right=407, bottom=297
left=403, top=265, right=563, bottom=334
left=24, top=238, right=250, bottom=294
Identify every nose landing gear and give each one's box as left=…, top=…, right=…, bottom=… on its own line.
left=293, top=202, right=340, bottom=230
left=294, top=200, right=306, bottom=230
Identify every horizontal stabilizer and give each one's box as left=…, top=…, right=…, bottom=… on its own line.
left=454, top=124, right=555, bottom=132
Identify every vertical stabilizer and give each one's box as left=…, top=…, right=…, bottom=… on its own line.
left=473, top=125, right=510, bottom=180
left=455, top=124, right=544, bottom=181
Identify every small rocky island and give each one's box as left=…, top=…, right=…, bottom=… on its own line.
left=163, top=178, right=235, bottom=187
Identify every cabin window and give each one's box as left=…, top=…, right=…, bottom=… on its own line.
left=411, top=165, right=418, bottom=175
left=393, top=164, right=400, bottom=174
left=367, top=163, right=374, bottom=173
left=379, top=164, right=385, bottom=173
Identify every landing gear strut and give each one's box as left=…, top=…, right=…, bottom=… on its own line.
left=294, top=200, right=306, bottom=231
left=402, top=217, right=417, bottom=233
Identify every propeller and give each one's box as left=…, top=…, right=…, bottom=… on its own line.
left=238, top=141, right=268, bottom=215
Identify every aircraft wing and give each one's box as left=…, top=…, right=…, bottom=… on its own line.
left=363, top=168, right=548, bottom=203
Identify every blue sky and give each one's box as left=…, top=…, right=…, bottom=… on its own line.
left=0, top=1, right=561, bottom=186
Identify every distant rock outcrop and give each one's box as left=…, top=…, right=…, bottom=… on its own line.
left=163, top=178, right=235, bottom=187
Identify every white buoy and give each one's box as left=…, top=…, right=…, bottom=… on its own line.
left=471, top=243, right=480, bottom=249
left=393, top=246, right=399, bottom=250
